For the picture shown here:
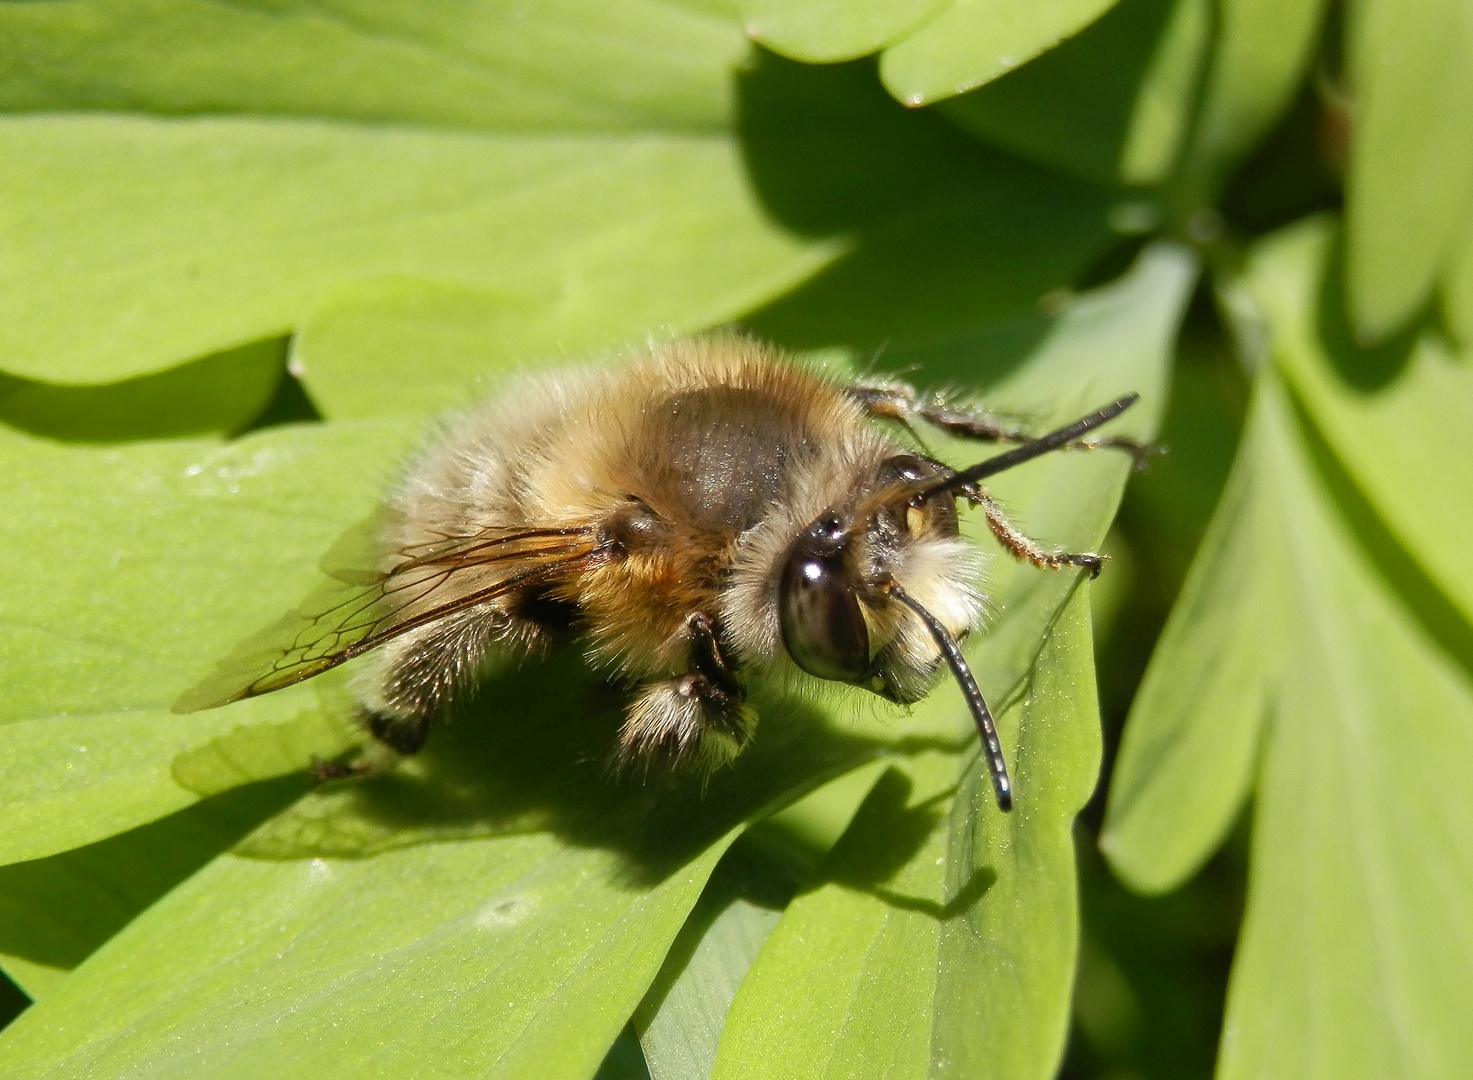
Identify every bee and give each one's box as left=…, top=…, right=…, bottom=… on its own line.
left=177, top=335, right=1139, bottom=811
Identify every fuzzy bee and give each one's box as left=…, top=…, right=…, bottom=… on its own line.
left=177, top=335, right=1140, bottom=811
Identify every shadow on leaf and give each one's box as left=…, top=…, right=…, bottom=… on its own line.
left=1316, top=232, right=1420, bottom=390
left=735, top=50, right=1110, bottom=367
left=807, top=766, right=995, bottom=918
left=232, top=651, right=956, bottom=886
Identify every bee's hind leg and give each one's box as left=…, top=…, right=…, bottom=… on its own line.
left=315, top=615, right=500, bottom=783
left=309, top=712, right=429, bottom=784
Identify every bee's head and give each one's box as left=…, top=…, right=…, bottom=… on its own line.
left=776, top=454, right=982, bottom=706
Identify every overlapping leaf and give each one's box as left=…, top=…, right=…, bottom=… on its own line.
left=740, top=0, right=1128, bottom=107
left=0, top=0, right=842, bottom=386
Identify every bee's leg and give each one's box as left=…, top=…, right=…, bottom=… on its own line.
left=613, top=613, right=755, bottom=774
left=849, top=381, right=1030, bottom=443
left=849, top=381, right=1152, bottom=468
left=977, top=489, right=1105, bottom=578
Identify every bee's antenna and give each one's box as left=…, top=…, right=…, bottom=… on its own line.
left=916, top=394, right=1140, bottom=503
left=887, top=582, right=1012, bottom=812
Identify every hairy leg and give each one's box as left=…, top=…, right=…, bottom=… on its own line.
left=612, top=612, right=754, bottom=775
left=976, top=489, right=1105, bottom=578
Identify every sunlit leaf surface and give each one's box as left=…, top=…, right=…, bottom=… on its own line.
left=1253, top=219, right=1473, bottom=629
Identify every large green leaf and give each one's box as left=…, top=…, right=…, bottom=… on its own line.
left=697, top=244, right=1193, bottom=1080
left=0, top=418, right=415, bottom=863
left=1227, top=378, right=1473, bottom=1079
left=0, top=0, right=743, bottom=132
left=1343, top=0, right=1473, bottom=342
left=0, top=1, right=851, bottom=386
left=1105, top=225, right=1473, bottom=1077
left=0, top=673, right=906, bottom=1079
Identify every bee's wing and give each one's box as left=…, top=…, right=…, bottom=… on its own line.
left=174, top=525, right=600, bottom=712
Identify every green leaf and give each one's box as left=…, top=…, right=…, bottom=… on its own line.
left=1255, top=217, right=1473, bottom=628
left=880, top=0, right=1124, bottom=107
left=929, top=588, right=1103, bottom=1079
left=740, top=0, right=949, bottom=64
left=0, top=684, right=896, bottom=1079
left=938, top=0, right=1210, bottom=188
left=1344, top=0, right=1473, bottom=342
left=1223, top=376, right=1473, bottom=1080
left=0, top=420, right=413, bottom=861
left=1105, top=221, right=1473, bottom=1077
left=706, top=245, right=1194, bottom=1080
left=0, top=116, right=830, bottom=384
left=1099, top=430, right=1275, bottom=893
left=1176, top=0, right=1327, bottom=196
left=0, top=776, right=305, bottom=998
left=0, top=0, right=743, bottom=132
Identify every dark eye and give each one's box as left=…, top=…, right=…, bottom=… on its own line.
left=779, top=553, right=870, bottom=684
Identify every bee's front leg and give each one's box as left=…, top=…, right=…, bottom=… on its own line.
left=976, top=489, right=1105, bottom=578
left=612, top=613, right=756, bottom=775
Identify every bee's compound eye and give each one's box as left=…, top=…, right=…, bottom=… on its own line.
left=779, top=554, right=870, bottom=684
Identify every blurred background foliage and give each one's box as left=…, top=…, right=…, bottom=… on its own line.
left=1, top=0, right=1470, bottom=1078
